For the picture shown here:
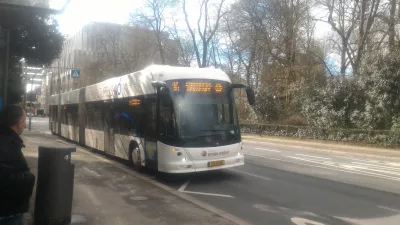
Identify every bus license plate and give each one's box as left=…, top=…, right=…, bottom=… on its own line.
left=208, top=160, right=225, bottom=167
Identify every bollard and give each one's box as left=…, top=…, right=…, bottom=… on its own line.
left=34, top=146, right=76, bottom=225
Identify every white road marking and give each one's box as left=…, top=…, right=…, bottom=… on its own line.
left=178, top=180, right=190, bottom=192
left=291, top=217, right=325, bottom=225
left=351, top=162, right=400, bottom=172
left=334, top=156, right=380, bottom=163
left=295, top=154, right=330, bottom=160
left=350, top=165, right=400, bottom=176
left=254, top=148, right=280, bottom=152
left=181, top=191, right=234, bottom=198
left=386, top=162, right=400, bottom=167
left=178, top=180, right=234, bottom=198
left=285, top=156, right=400, bottom=181
left=378, top=205, right=400, bottom=213
left=245, top=153, right=400, bottom=182
left=228, top=169, right=272, bottom=181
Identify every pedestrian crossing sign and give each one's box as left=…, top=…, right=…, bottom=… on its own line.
left=71, top=69, right=80, bottom=78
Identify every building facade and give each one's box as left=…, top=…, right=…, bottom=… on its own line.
left=40, top=22, right=179, bottom=114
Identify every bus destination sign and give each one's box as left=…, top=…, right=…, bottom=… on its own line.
left=171, top=80, right=224, bottom=93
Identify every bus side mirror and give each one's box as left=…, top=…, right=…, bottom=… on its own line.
left=160, top=87, right=170, bottom=96
left=230, top=84, right=256, bottom=106
left=159, top=87, right=172, bottom=105
left=245, top=87, right=255, bottom=106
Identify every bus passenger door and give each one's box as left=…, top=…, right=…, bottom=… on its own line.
left=103, top=104, right=115, bottom=155
left=144, top=98, right=157, bottom=170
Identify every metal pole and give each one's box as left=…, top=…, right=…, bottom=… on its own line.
left=28, top=68, right=43, bottom=131
left=24, top=64, right=27, bottom=128
left=3, top=29, right=9, bottom=106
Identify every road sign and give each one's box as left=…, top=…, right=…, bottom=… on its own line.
left=71, top=69, right=80, bottom=78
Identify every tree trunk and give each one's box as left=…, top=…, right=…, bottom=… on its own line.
left=389, top=0, right=396, bottom=51
left=157, top=37, right=166, bottom=64
left=340, top=38, right=348, bottom=76
left=201, top=40, right=208, bottom=68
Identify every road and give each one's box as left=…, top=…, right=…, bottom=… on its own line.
left=26, top=116, right=51, bottom=134
left=30, top=117, right=400, bottom=225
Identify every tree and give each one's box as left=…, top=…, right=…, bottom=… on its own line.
left=318, top=0, right=381, bottom=75
left=183, top=0, right=226, bottom=68
left=131, top=0, right=177, bottom=64
left=0, top=8, right=64, bottom=103
left=358, top=51, right=400, bottom=130
left=223, top=0, right=264, bottom=88
left=169, top=18, right=196, bottom=67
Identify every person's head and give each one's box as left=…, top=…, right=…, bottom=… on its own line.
left=0, top=104, right=26, bottom=135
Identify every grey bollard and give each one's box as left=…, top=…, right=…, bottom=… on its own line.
left=34, top=146, right=76, bottom=225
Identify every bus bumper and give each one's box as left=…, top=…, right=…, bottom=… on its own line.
left=158, top=153, right=244, bottom=173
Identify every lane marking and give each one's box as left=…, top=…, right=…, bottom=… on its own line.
left=181, top=191, right=235, bottom=198
left=334, top=156, right=380, bottom=163
left=386, top=162, right=400, bottom=167
left=295, top=154, right=330, bottom=160
left=350, top=165, right=400, bottom=176
left=254, top=148, right=280, bottom=152
left=244, top=139, right=400, bottom=161
left=286, top=156, right=400, bottom=181
left=178, top=180, right=234, bottom=198
left=244, top=153, right=400, bottom=182
left=378, top=205, right=400, bottom=213
left=178, top=180, right=190, bottom=192
left=351, top=162, right=400, bottom=172
left=228, top=168, right=272, bottom=181
left=291, top=217, right=325, bottom=225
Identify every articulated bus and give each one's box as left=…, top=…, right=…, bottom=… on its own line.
left=49, top=65, right=255, bottom=173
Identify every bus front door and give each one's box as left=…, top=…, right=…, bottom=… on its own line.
left=144, top=99, right=157, bottom=170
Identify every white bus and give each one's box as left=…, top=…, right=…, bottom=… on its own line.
left=49, top=65, right=255, bottom=173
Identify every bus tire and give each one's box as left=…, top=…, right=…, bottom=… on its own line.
left=129, top=141, right=142, bottom=171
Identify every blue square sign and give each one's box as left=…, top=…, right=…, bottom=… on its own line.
left=71, top=69, right=80, bottom=78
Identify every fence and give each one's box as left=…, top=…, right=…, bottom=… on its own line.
left=240, top=123, right=400, bottom=147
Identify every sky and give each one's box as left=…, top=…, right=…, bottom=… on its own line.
left=52, top=0, right=144, bottom=35
left=53, top=0, right=330, bottom=38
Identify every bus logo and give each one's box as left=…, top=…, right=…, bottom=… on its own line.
left=201, top=151, right=207, bottom=157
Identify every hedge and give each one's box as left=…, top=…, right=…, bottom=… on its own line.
left=240, top=123, right=400, bottom=147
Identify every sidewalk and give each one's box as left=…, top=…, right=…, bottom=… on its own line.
left=242, top=134, right=400, bottom=161
left=21, top=130, right=238, bottom=225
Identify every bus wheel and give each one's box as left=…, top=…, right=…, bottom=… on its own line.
left=129, top=142, right=142, bottom=171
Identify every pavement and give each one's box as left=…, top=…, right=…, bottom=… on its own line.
left=21, top=126, right=238, bottom=224
left=25, top=117, right=400, bottom=225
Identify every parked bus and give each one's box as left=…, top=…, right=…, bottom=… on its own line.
left=49, top=65, right=255, bottom=173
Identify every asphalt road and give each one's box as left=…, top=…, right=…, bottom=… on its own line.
left=30, top=117, right=400, bottom=225
left=26, top=116, right=51, bottom=134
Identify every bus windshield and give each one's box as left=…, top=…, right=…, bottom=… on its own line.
left=159, top=80, right=241, bottom=147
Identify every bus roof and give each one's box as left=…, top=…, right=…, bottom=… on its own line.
left=143, top=65, right=231, bottom=83
left=51, top=65, right=233, bottom=103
